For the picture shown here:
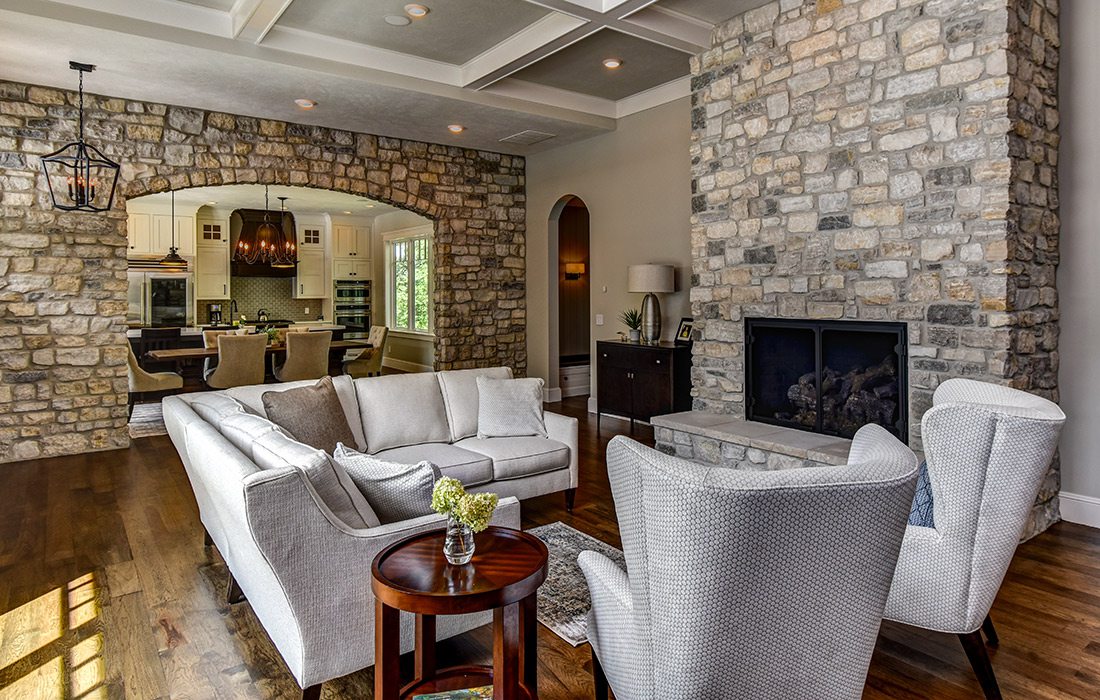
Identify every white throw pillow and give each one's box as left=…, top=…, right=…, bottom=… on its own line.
left=475, top=376, right=547, bottom=439
left=332, top=443, right=441, bottom=524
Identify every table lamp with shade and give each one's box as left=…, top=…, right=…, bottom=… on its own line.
left=628, top=264, right=675, bottom=344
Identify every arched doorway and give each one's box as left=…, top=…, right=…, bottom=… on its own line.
left=547, top=195, right=590, bottom=402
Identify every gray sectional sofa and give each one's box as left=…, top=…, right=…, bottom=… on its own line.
left=162, top=367, right=578, bottom=695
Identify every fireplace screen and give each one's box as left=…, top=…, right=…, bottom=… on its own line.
left=745, top=318, right=908, bottom=441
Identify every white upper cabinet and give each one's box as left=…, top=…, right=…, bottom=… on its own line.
left=294, top=249, right=326, bottom=298
left=198, top=218, right=229, bottom=247
left=299, top=224, right=323, bottom=249
left=195, top=246, right=230, bottom=299
left=333, top=224, right=370, bottom=259
left=152, top=214, right=195, bottom=257
left=127, top=213, right=152, bottom=254
left=332, top=258, right=370, bottom=280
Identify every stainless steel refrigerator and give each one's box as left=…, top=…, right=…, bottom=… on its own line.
left=127, top=271, right=194, bottom=327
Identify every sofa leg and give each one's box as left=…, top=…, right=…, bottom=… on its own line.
left=127, top=394, right=136, bottom=420
left=203, top=528, right=213, bottom=547
left=565, top=488, right=577, bottom=512
left=226, top=573, right=246, bottom=605
left=982, top=614, right=999, bottom=647
left=592, top=648, right=609, bottom=700
left=301, top=683, right=322, bottom=700
left=958, top=630, right=1002, bottom=700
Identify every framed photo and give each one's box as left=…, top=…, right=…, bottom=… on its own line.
left=675, top=317, right=694, bottom=344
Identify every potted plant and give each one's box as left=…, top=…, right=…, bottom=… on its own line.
left=431, top=477, right=499, bottom=565
left=619, top=308, right=643, bottom=343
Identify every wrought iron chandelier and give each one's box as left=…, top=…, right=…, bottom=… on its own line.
left=159, top=190, right=187, bottom=267
left=233, top=186, right=297, bottom=268
left=40, top=62, right=120, bottom=212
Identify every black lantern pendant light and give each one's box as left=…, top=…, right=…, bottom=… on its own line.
left=234, top=186, right=297, bottom=268
left=159, top=190, right=187, bottom=267
left=41, top=62, right=120, bottom=212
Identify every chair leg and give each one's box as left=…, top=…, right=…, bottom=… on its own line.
left=592, top=647, right=609, bottom=700
left=982, top=614, right=999, bottom=647
left=958, top=630, right=1003, bottom=700
left=301, top=683, right=322, bottom=700
left=226, top=573, right=246, bottom=605
left=565, top=488, right=577, bottom=512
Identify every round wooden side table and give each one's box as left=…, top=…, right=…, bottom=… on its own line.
left=371, top=526, right=549, bottom=700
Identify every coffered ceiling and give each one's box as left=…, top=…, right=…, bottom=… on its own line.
left=0, top=0, right=771, bottom=154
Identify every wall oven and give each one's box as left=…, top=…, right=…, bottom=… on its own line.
left=334, top=279, right=371, bottom=339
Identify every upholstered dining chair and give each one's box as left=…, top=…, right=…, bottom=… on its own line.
left=201, top=329, right=231, bottom=378
left=580, top=427, right=919, bottom=700
left=883, top=378, right=1066, bottom=699
left=204, top=333, right=267, bottom=389
left=126, top=343, right=183, bottom=418
left=274, top=330, right=332, bottom=382
left=342, top=325, right=388, bottom=378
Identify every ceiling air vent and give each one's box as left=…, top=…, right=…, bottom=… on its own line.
left=499, top=130, right=556, bottom=146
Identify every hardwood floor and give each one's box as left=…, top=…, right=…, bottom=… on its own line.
left=1, top=396, right=1098, bottom=699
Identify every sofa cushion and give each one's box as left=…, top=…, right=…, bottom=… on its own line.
left=218, top=412, right=292, bottom=456
left=226, top=375, right=367, bottom=451
left=437, top=367, right=514, bottom=441
left=251, top=430, right=381, bottom=529
left=189, top=392, right=246, bottom=425
left=262, top=376, right=357, bottom=454
left=353, top=373, right=451, bottom=453
left=373, top=443, right=494, bottom=487
left=476, top=377, right=547, bottom=439
left=332, top=444, right=441, bottom=524
left=456, top=436, right=570, bottom=481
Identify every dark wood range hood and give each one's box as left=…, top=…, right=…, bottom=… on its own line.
left=230, top=208, right=297, bottom=278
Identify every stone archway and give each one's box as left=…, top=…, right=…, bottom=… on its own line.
left=0, top=84, right=526, bottom=462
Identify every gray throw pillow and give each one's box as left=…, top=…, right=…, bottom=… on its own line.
left=262, top=376, right=357, bottom=455
left=476, top=376, right=547, bottom=439
left=332, top=443, right=441, bottom=524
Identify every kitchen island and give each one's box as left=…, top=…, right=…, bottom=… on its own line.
left=126, top=322, right=346, bottom=339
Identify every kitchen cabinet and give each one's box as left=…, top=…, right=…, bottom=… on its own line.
left=298, top=224, right=323, bottom=249
left=195, top=245, right=230, bottom=299
left=198, top=218, right=228, bottom=247
left=333, top=224, right=370, bottom=259
left=152, top=214, right=194, bottom=256
left=596, top=340, right=692, bottom=431
left=333, top=258, right=370, bottom=280
left=294, top=249, right=326, bottom=298
left=127, top=213, right=152, bottom=253
left=129, top=213, right=194, bottom=256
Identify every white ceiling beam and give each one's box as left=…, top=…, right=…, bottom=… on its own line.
left=27, top=0, right=231, bottom=35
left=483, top=77, right=617, bottom=119
left=461, top=12, right=587, bottom=88
left=619, top=6, right=712, bottom=50
left=463, top=23, right=602, bottom=91
left=231, top=0, right=293, bottom=43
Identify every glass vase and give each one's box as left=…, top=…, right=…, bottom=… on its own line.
left=443, top=517, right=475, bottom=565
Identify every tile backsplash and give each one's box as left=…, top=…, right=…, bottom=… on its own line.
left=197, top=276, right=324, bottom=324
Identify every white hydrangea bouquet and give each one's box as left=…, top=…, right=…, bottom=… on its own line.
left=432, top=477, right=498, bottom=565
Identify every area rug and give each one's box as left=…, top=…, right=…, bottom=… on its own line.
left=128, top=402, right=168, bottom=439
left=528, top=521, right=626, bottom=646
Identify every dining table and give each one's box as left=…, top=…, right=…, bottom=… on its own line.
left=145, top=339, right=374, bottom=380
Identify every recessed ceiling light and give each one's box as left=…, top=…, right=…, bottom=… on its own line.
left=366, top=204, right=375, bottom=208
left=343, top=210, right=352, bottom=215
left=447, top=124, right=465, bottom=134
left=404, top=4, right=429, bottom=18
left=603, top=58, right=623, bottom=69
left=294, top=98, right=318, bottom=109
left=384, top=14, right=410, bottom=26
left=206, top=201, right=217, bottom=205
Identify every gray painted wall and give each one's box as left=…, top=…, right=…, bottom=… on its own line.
left=1057, top=0, right=1100, bottom=517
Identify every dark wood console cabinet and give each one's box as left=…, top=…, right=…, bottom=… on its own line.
left=596, top=340, right=692, bottom=432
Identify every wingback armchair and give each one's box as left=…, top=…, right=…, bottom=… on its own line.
left=580, top=426, right=919, bottom=700
left=884, top=378, right=1066, bottom=699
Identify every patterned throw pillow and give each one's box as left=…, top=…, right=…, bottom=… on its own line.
left=332, top=443, right=441, bottom=524
left=907, top=460, right=935, bottom=528
left=475, top=376, right=547, bottom=439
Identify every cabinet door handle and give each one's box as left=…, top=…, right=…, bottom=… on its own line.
left=223, top=284, right=226, bottom=295
left=300, top=284, right=304, bottom=294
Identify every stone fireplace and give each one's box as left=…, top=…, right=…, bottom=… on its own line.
left=746, top=318, right=907, bottom=441
left=678, top=0, right=1061, bottom=536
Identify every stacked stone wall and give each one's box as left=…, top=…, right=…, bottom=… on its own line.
left=0, top=80, right=526, bottom=462
left=689, top=0, right=1059, bottom=533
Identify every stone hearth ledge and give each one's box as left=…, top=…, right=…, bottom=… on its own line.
left=652, top=411, right=853, bottom=471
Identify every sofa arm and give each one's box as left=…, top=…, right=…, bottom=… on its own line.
left=545, top=411, right=579, bottom=489
left=241, top=468, right=520, bottom=687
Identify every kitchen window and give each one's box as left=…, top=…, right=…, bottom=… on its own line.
left=385, top=227, right=433, bottom=334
